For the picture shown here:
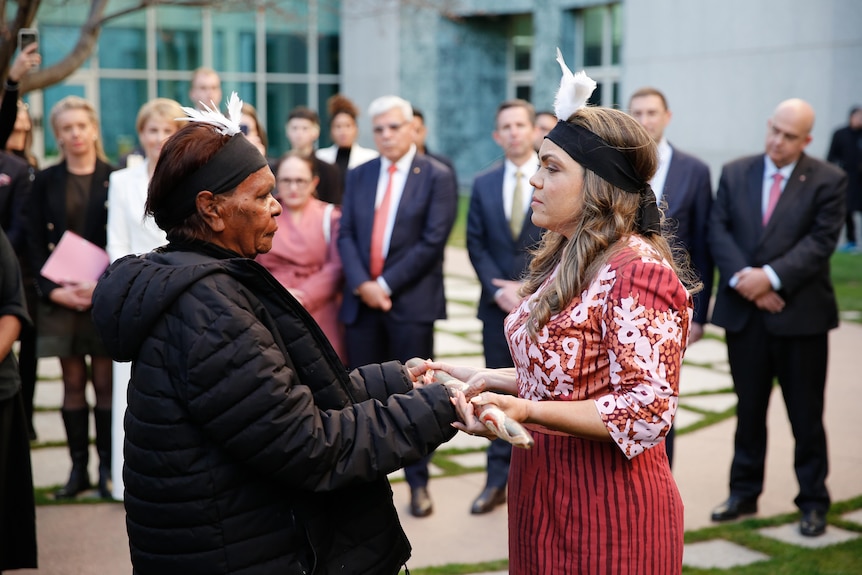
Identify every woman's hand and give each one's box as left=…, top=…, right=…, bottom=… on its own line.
left=9, top=43, right=40, bottom=83
left=49, top=284, right=93, bottom=312
left=451, top=391, right=531, bottom=438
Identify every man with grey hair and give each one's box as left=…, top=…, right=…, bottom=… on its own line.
left=338, top=95, right=458, bottom=518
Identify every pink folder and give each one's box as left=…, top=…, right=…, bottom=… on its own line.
left=40, top=230, right=110, bottom=285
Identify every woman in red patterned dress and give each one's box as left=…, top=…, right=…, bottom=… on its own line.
left=421, top=67, right=696, bottom=574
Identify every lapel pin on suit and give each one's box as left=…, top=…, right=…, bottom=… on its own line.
left=799, top=175, right=806, bottom=182
left=413, top=167, right=421, bottom=174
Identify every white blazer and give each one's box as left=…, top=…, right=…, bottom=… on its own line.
left=316, top=143, right=379, bottom=169
left=106, top=160, right=167, bottom=262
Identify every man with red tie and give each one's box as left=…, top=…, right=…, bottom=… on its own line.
left=708, top=99, right=846, bottom=537
left=337, top=95, right=457, bottom=518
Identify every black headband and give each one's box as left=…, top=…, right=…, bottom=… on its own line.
left=546, top=120, right=661, bottom=235
left=153, top=133, right=269, bottom=230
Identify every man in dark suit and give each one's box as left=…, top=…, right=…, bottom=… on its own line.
left=708, top=99, right=846, bottom=537
left=826, top=105, right=862, bottom=252
left=412, top=108, right=457, bottom=182
left=629, top=87, right=714, bottom=467
left=466, top=99, right=543, bottom=514
left=338, top=95, right=457, bottom=518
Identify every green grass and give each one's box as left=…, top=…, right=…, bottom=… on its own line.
left=447, top=193, right=470, bottom=249
left=832, top=252, right=862, bottom=321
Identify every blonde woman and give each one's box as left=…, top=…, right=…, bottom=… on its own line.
left=27, top=96, right=115, bottom=499
left=106, top=97, right=184, bottom=500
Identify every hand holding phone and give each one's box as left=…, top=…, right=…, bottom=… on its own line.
left=18, top=28, right=38, bottom=50
left=10, top=29, right=40, bottom=81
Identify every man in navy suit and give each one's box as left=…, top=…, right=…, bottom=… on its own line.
left=629, top=87, right=714, bottom=467
left=708, top=99, right=846, bottom=537
left=338, top=95, right=457, bottom=518
left=466, top=99, right=543, bottom=514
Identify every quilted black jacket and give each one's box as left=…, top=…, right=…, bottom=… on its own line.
left=92, top=241, right=457, bottom=574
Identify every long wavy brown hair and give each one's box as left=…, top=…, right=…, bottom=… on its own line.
left=522, top=106, right=700, bottom=340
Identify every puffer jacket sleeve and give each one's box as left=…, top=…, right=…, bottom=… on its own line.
left=348, top=361, right=413, bottom=402
left=172, top=276, right=456, bottom=492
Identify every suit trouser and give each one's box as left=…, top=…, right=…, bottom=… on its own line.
left=481, top=320, right=514, bottom=489
left=725, top=314, right=830, bottom=512
left=346, top=306, right=435, bottom=489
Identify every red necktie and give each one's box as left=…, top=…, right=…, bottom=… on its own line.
left=763, top=173, right=783, bottom=226
left=370, top=164, right=398, bottom=279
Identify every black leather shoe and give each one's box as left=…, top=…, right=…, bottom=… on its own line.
left=710, top=496, right=758, bottom=522
left=409, top=487, right=433, bottom=518
left=800, top=509, right=827, bottom=537
left=470, top=486, right=506, bottom=514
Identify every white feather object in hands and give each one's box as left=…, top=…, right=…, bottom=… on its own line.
left=553, top=47, right=597, bottom=121
left=178, top=91, right=243, bottom=136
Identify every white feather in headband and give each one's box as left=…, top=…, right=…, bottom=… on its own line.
left=178, top=91, right=243, bottom=136
left=553, top=48, right=597, bottom=121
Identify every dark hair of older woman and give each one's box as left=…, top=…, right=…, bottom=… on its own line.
left=92, top=116, right=459, bottom=575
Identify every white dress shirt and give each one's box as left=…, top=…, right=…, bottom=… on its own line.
left=502, top=153, right=539, bottom=223
left=651, top=138, right=673, bottom=204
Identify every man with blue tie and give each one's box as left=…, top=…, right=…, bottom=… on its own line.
left=708, top=99, right=846, bottom=537
left=338, top=95, right=457, bottom=518
left=466, top=99, right=543, bottom=514
left=628, top=87, right=714, bottom=467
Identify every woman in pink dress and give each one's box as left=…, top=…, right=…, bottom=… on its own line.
left=417, top=62, right=696, bottom=574
left=257, top=152, right=347, bottom=363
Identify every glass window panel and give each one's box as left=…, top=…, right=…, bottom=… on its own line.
left=513, top=43, right=532, bottom=72
left=582, top=7, right=604, bottom=67
left=222, top=82, right=257, bottom=107
left=511, top=13, right=532, bottom=36
left=266, top=1, right=309, bottom=74
left=99, top=26, right=146, bottom=69
left=43, top=85, right=87, bottom=158
left=156, top=6, right=202, bottom=71
left=266, top=33, right=308, bottom=74
left=317, top=83, right=340, bottom=148
left=318, top=0, right=340, bottom=74
left=211, top=10, right=257, bottom=73
left=100, top=79, right=148, bottom=162
left=318, top=33, right=339, bottom=74
left=40, top=25, right=90, bottom=69
left=515, top=85, right=532, bottom=103
left=611, top=4, right=622, bottom=65
left=157, top=80, right=191, bottom=106
left=267, top=83, right=307, bottom=157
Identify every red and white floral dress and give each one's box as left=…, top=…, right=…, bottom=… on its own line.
left=506, top=236, right=691, bottom=575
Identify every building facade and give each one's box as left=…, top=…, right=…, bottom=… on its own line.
left=26, top=0, right=862, bottom=188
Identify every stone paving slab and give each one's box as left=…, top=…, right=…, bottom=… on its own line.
left=679, top=364, right=733, bottom=394
left=843, top=509, right=862, bottom=525
left=34, top=379, right=64, bottom=409
left=758, top=523, right=860, bottom=548
left=33, top=410, right=70, bottom=444
left=446, top=300, right=476, bottom=318
left=434, top=331, right=484, bottom=356
left=37, top=356, right=62, bottom=380
left=444, top=282, right=481, bottom=305
left=436, top=316, right=484, bottom=334
left=448, top=451, right=489, bottom=469
left=680, top=392, right=737, bottom=413
left=683, top=338, right=729, bottom=365
left=682, top=539, right=770, bottom=569
left=674, top=407, right=705, bottom=430
left=31, top=445, right=100, bottom=489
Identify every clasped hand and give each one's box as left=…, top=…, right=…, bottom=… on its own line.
left=732, top=267, right=785, bottom=313
left=49, top=282, right=95, bottom=312
left=406, top=359, right=525, bottom=438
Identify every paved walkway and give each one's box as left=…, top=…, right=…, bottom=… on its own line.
left=17, top=246, right=862, bottom=573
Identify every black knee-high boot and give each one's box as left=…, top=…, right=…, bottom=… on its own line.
left=54, top=407, right=91, bottom=499
left=94, top=407, right=113, bottom=499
